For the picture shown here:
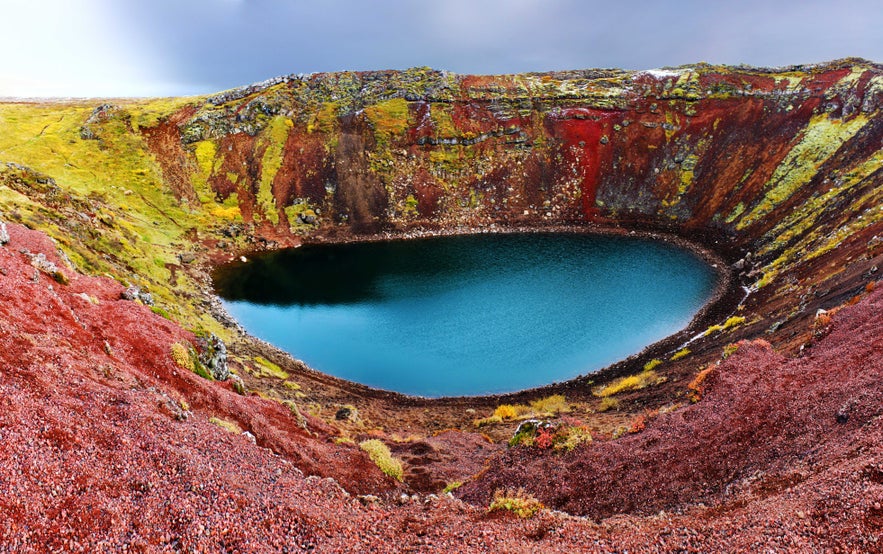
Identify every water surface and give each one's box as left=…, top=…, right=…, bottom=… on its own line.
left=214, top=233, right=716, bottom=397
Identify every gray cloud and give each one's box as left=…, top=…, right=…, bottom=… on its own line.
left=4, top=0, right=882, bottom=97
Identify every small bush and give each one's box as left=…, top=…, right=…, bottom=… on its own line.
left=558, top=424, right=593, bottom=451
left=170, top=342, right=213, bottom=380
left=703, top=316, right=746, bottom=337
left=488, top=488, right=543, bottom=518
left=282, top=400, right=308, bottom=429
left=170, top=343, right=192, bottom=370
left=597, top=397, right=619, bottom=412
left=359, top=439, right=404, bottom=481
left=670, top=348, right=691, bottom=361
left=442, top=481, right=463, bottom=494
left=724, top=316, right=746, bottom=329
left=473, top=414, right=503, bottom=427
left=494, top=404, right=518, bottom=420
left=508, top=419, right=592, bottom=451
left=530, top=395, right=569, bottom=415
left=51, top=270, right=69, bottom=285
left=722, top=343, right=740, bottom=359
left=628, top=414, right=647, bottom=434
left=687, top=366, right=715, bottom=403
left=508, top=421, right=539, bottom=447
left=643, top=358, right=663, bottom=371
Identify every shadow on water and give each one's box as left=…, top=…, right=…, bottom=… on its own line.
left=214, top=238, right=471, bottom=306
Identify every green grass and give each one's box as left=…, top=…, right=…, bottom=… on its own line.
left=0, top=100, right=230, bottom=340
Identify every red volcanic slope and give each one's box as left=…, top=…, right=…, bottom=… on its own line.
left=461, top=287, right=883, bottom=550
left=1, top=221, right=882, bottom=551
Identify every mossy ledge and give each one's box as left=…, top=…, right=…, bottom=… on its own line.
left=1, top=58, right=880, bottom=441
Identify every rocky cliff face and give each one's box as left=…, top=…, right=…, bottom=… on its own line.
left=144, top=59, right=882, bottom=351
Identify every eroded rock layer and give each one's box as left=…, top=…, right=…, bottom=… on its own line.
left=0, top=59, right=881, bottom=551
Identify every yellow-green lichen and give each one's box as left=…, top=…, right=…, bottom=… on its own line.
left=737, top=113, right=870, bottom=229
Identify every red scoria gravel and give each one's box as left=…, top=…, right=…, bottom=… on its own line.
left=1, top=222, right=882, bottom=552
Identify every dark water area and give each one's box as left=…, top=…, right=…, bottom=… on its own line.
left=213, top=233, right=718, bottom=397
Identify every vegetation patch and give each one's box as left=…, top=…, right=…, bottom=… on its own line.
left=688, top=366, right=716, bottom=403
left=737, top=113, right=869, bottom=229
left=359, top=439, right=404, bottom=481
left=442, top=481, right=463, bottom=494
left=509, top=418, right=594, bottom=451
left=722, top=343, right=740, bottom=359
left=150, top=305, right=172, bottom=320
left=529, top=395, right=570, bottom=415
left=488, top=488, right=544, bottom=519
left=594, top=370, right=665, bottom=397
left=474, top=396, right=571, bottom=427
left=170, top=342, right=213, bottom=380
left=251, top=356, right=289, bottom=379
left=209, top=416, right=243, bottom=434
left=703, top=316, right=746, bottom=336
left=670, top=348, right=691, bottom=361
left=597, top=397, right=620, bottom=412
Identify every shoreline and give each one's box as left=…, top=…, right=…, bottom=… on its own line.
left=207, top=221, right=741, bottom=404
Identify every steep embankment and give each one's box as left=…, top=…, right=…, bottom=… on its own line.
left=0, top=220, right=880, bottom=551
left=0, top=59, right=881, bottom=550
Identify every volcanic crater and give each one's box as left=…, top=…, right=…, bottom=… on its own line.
left=0, top=59, right=881, bottom=551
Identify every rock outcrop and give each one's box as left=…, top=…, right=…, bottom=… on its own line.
left=138, top=59, right=882, bottom=358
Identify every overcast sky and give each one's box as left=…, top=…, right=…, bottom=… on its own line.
left=2, top=0, right=881, bottom=98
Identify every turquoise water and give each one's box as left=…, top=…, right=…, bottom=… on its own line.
left=213, top=233, right=717, bottom=397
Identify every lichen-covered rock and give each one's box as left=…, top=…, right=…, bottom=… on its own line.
left=196, top=332, right=229, bottom=380
left=120, top=285, right=154, bottom=305
left=25, top=251, right=68, bottom=284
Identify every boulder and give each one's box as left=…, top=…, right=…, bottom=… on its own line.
left=121, top=286, right=153, bottom=305
left=196, top=333, right=229, bottom=381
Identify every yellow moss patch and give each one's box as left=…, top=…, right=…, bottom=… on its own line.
left=359, top=439, right=404, bottom=481
left=594, top=370, right=665, bottom=397
left=529, top=395, right=570, bottom=415
left=364, top=98, right=411, bottom=144
left=252, top=356, right=289, bottom=379
left=256, top=116, right=292, bottom=225
left=494, top=404, right=519, bottom=420
left=307, top=101, right=339, bottom=134
left=703, top=316, right=747, bottom=336
left=210, top=205, right=241, bottom=220
left=170, top=342, right=193, bottom=371
left=597, top=396, right=619, bottom=412
left=209, top=416, right=243, bottom=434
left=670, top=348, right=691, bottom=361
